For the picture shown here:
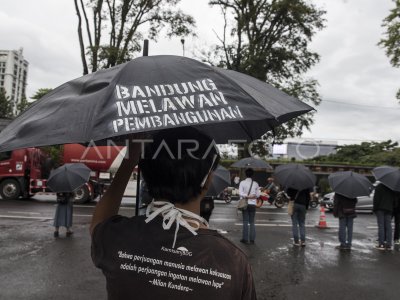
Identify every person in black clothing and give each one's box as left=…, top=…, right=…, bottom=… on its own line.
left=373, top=183, right=396, bottom=250
left=286, top=188, right=310, bottom=247
left=333, top=193, right=357, bottom=250
left=90, top=128, right=257, bottom=300
left=393, top=192, right=400, bottom=246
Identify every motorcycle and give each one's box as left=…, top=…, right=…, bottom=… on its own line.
left=309, top=192, right=320, bottom=209
left=256, top=190, right=289, bottom=208
left=218, top=186, right=240, bottom=203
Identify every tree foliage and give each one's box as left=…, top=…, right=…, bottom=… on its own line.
left=310, top=140, right=400, bottom=166
left=0, top=89, right=14, bottom=118
left=74, top=0, right=196, bottom=74
left=31, top=88, right=53, bottom=101
left=379, top=0, right=400, bottom=101
left=16, top=96, right=30, bottom=115
left=204, top=0, right=326, bottom=142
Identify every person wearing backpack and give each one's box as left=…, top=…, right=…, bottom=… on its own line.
left=239, top=168, right=260, bottom=245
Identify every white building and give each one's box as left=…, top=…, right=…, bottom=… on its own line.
left=0, top=48, right=29, bottom=114
left=272, top=139, right=338, bottom=160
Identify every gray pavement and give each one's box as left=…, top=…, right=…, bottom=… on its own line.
left=0, top=198, right=399, bottom=300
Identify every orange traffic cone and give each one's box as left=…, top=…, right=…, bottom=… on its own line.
left=315, top=205, right=330, bottom=229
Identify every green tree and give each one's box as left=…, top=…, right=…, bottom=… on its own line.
left=0, top=89, right=14, bottom=118
left=16, top=96, right=30, bottom=114
left=379, top=0, right=400, bottom=101
left=74, top=0, right=196, bottom=74
left=31, top=88, right=53, bottom=101
left=205, top=0, right=326, bottom=142
left=311, top=140, right=400, bottom=166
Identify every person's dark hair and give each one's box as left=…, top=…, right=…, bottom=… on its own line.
left=245, top=168, right=254, bottom=178
left=139, top=127, right=220, bottom=204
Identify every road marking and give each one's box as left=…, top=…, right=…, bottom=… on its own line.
left=0, top=215, right=52, bottom=220
left=256, top=212, right=289, bottom=215
left=6, top=211, right=41, bottom=215
left=234, top=223, right=339, bottom=228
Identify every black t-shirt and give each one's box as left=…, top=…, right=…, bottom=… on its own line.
left=92, top=215, right=257, bottom=300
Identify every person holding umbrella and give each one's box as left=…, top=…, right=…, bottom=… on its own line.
left=53, top=192, right=75, bottom=237
left=328, top=171, right=372, bottom=250
left=373, top=166, right=400, bottom=248
left=373, top=183, right=397, bottom=250
left=286, top=188, right=311, bottom=247
left=332, top=194, right=357, bottom=250
left=47, top=163, right=91, bottom=238
left=90, top=128, right=257, bottom=299
left=239, top=168, right=260, bottom=245
left=274, top=164, right=315, bottom=247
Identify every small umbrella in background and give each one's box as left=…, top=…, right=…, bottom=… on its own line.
left=328, top=171, right=372, bottom=198
left=274, top=163, right=316, bottom=190
left=206, top=165, right=231, bottom=197
left=372, top=166, right=400, bottom=192
left=47, top=163, right=91, bottom=192
left=231, top=157, right=272, bottom=169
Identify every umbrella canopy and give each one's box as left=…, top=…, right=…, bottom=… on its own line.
left=273, top=163, right=316, bottom=190
left=0, top=55, right=313, bottom=151
left=328, top=171, right=373, bottom=198
left=372, top=166, right=400, bottom=192
left=206, top=165, right=231, bottom=197
left=231, top=157, right=272, bottom=169
left=47, top=163, right=91, bottom=193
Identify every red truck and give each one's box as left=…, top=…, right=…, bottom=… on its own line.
left=0, top=144, right=130, bottom=203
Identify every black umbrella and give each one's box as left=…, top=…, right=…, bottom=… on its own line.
left=206, top=165, right=231, bottom=197
left=328, top=171, right=372, bottom=198
left=0, top=55, right=313, bottom=151
left=273, top=163, right=316, bottom=190
left=372, top=166, right=400, bottom=192
left=231, top=157, right=272, bottom=169
left=47, top=163, right=91, bottom=193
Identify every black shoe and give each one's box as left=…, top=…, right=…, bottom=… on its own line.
left=66, top=231, right=74, bottom=237
left=54, top=231, right=59, bottom=238
left=240, top=239, right=249, bottom=244
left=335, top=245, right=346, bottom=250
left=375, top=244, right=385, bottom=251
left=249, top=240, right=255, bottom=244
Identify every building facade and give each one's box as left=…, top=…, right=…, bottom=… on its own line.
left=272, top=140, right=337, bottom=160
left=0, top=48, right=29, bottom=115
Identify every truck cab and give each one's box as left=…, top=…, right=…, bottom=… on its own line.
left=0, top=148, right=48, bottom=200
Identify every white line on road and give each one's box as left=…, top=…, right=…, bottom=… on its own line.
left=234, top=223, right=339, bottom=228
left=6, top=211, right=41, bottom=215
left=256, top=212, right=290, bottom=215
left=0, top=215, right=52, bottom=220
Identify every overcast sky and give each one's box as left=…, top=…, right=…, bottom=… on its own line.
left=1, top=0, right=399, bottom=145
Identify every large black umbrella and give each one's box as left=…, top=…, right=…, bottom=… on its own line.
left=328, top=171, right=372, bottom=198
left=372, top=166, right=400, bottom=192
left=231, top=157, right=272, bottom=169
left=47, top=163, right=91, bottom=192
left=206, top=165, right=231, bottom=197
left=0, top=55, right=312, bottom=151
left=273, top=163, right=316, bottom=190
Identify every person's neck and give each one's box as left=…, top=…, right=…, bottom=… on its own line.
left=175, top=198, right=200, bottom=215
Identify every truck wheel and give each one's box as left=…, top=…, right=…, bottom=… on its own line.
left=0, top=179, right=21, bottom=200
left=73, top=185, right=90, bottom=204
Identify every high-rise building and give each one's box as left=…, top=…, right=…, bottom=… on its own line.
left=0, top=48, right=29, bottom=115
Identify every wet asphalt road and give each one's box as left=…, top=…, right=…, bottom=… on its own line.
left=0, top=197, right=399, bottom=300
